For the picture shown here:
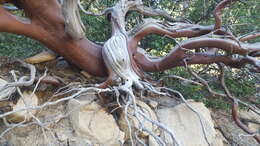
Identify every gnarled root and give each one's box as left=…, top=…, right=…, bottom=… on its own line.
left=0, top=61, right=36, bottom=100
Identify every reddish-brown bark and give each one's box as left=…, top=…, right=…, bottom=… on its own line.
left=232, top=101, right=260, bottom=143
left=133, top=38, right=260, bottom=72
left=214, top=0, right=238, bottom=29
left=1, top=0, right=259, bottom=77
left=1, top=0, right=259, bottom=143
left=1, top=0, right=107, bottom=77
left=239, top=33, right=260, bottom=42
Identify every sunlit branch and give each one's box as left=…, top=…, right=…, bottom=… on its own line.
left=214, top=0, right=238, bottom=29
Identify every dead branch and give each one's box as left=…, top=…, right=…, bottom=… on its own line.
left=62, top=0, right=85, bottom=39
left=157, top=75, right=203, bottom=86
left=78, top=0, right=112, bottom=16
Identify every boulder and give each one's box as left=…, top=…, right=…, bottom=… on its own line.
left=239, top=110, right=260, bottom=133
left=148, top=100, right=158, bottom=109
left=7, top=91, right=39, bottom=123
left=157, top=101, right=220, bottom=146
left=118, top=100, right=159, bottom=139
left=68, top=98, right=125, bottom=146
left=149, top=135, right=159, bottom=146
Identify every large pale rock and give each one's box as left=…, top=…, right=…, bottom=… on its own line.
left=7, top=91, right=39, bottom=123
left=118, top=100, right=159, bottom=139
left=240, top=110, right=260, bottom=132
left=213, top=110, right=259, bottom=146
left=212, top=130, right=226, bottom=146
left=157, top=101, right=219, bottom=146
left=149, top=135, right=159, bottom=146
left=68, top=98, right=125, bottom=146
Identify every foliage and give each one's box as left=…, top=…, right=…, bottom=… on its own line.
left=0, top=32, right=46, bottom=58
left=158, top=67, right=259, bottom=110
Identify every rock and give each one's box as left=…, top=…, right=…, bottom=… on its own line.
left=157, top=101, right=219, bottom=146
left=148, top=100, right=158, bottom=109
left=68, top=98, right=125, bottom=146
left=238, top=110, right=260, bottom=139
left=118, top=100, right=159, bottom=139
left=240, top=110, right=260, bottom=122
left=25, top=51, right=57, bottom=64
left=212, top=130, right=225, bottom=146
left=7, top=91, right=39, bottom=123
left=149, top=135, right=159, bottom=146
left=213, top=110, right=259, bottom=146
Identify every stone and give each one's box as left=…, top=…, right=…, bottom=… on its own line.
left=157, top=101, right=219, bottom=146
left=68, top=98, right=125, bottom=146
left=212, top=130, right=225, bottom=146
left=148, top=100, right=158, bottom=109
left=7, top=91, right=39, bottom=123
left=213, top=110, right=259, bottom=146
left=118, top=100, right=159, bottom=139
left=149, top=135, right=159, bottom=146
left=240, top=110, right=260, bottom=123
left=239, top=110, right=260, bottom=136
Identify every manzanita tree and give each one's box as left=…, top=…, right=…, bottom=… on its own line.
left=0, top=0, right=259, bottom=144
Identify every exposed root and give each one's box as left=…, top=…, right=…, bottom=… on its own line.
left=180, top=60, right=260, bottom=143
left=218, top=64, right=260, bottom=143
left=0, top=61, right=36, bottom=100
left=232, top=100, right=260, bottom=143
left=0, top=82, right=108, bottom=141
left=161, top=87, right=211, bottom=146
left=121, top=87, right=180, bottom=146
left=183, top=60, right=260, bottom=116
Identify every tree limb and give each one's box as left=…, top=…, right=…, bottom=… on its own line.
left=214, top=0, right=238, bottom=29
left=239, top=32, right=260, bottom=42
left=133, top=37, right=260, bottom=72
left=0, top=6, right=40, bottom=38
left=232, top=100, right=260, bottom=143
left=128, top=18, right=215, bottom=52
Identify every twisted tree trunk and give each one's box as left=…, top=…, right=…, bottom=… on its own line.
left=1, top=0, right=260, bottom=143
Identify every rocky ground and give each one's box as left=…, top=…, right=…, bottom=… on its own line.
left=0, top=56, right=259, bottom=146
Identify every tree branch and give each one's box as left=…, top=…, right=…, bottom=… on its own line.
left=128, top=18, right=215, bottom=52
left=78, top=1, right=112, bottom=16
left=239, top=32, right=260, bottom=42
left=214, top=0, right=238, bottom=29
left=62, top=0, right=86, bottom=40
left=129, top=4, right=175, bottom=22
left=232, top=100, right=260, bottom=143
left=0, top=6, right=40, bottom=38
left=133, top=37, right=260, bottom=72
